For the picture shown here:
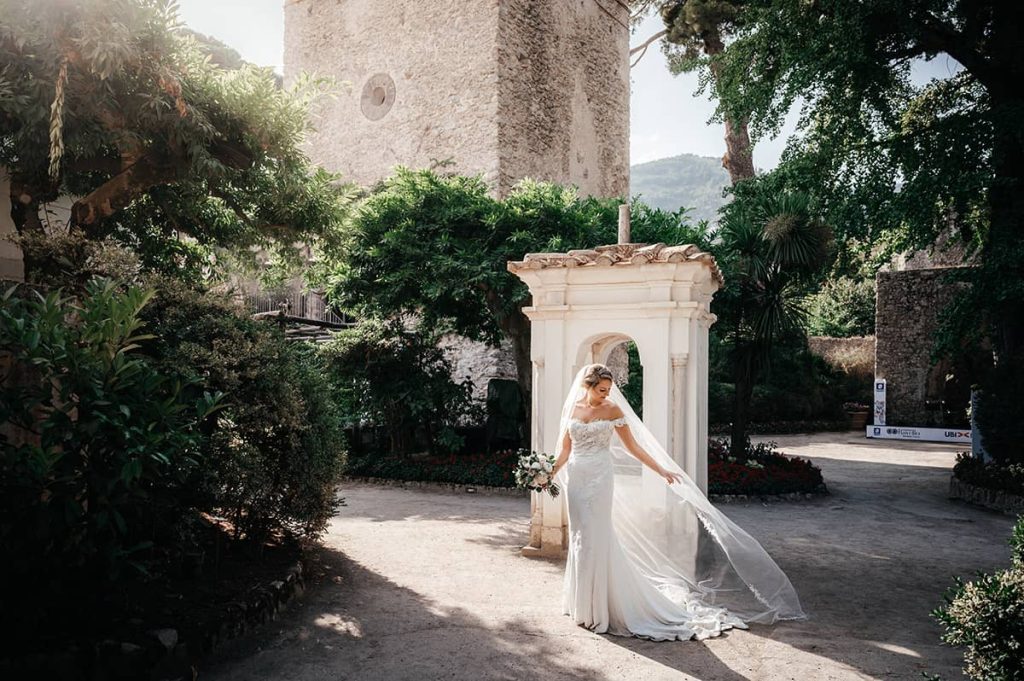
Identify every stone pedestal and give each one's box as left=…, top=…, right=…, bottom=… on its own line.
left=507, top=243, right=722, bottom=557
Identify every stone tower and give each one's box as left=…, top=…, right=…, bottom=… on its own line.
left=283, top=0, right=630, bottom=198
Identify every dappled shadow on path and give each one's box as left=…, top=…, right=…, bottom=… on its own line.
left=199, top=545, right=605, bottom=681
left=201, top=447, right=1017, bottom=681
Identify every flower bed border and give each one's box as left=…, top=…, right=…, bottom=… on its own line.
left=1, top=560, right=306, bottom=681
left=949, top=475, right=1024, bottom=516
left=710, top=487, right=829, bottom=503
left=342, top=475, right=830, bottom=502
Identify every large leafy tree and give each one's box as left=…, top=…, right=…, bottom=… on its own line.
left=0, top=0, right=348, bottom=279
left=322, top=167, right=712, bottom=419
left=707, top=0, right=1023, bottom=456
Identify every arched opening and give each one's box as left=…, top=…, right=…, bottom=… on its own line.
left=573, top=332, right=644, bottom=417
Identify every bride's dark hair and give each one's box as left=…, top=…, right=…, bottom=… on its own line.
left=581, top=363, right=614, bottom=388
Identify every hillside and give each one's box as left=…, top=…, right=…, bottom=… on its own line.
left=630, top=154, right=730, bottom=223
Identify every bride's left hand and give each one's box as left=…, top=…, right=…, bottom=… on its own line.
left=658, top=468, right=684, bottom=485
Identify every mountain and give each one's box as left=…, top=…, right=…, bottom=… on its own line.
left=630, top=154, right=730, bottom=223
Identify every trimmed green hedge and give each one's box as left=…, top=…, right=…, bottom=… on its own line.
left=345, top=450, right=517, bottom=488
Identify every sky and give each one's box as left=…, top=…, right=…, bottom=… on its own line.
left=174, top=1, right=960, bottom=171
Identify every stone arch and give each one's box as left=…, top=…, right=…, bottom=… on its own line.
left=573, top=330, right=645, bottom=377
left=569, top=330, right=645, bottom=413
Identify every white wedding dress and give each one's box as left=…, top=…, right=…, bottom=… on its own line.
left=554, top=366, right=807, bottom=641
left=561, top=416, right=746, bottom=640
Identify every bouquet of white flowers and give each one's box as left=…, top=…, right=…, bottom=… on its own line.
left=514, top=448, right=560, bottom=498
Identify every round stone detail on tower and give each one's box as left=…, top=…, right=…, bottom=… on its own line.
left=360, top=73, right=396, bottom=121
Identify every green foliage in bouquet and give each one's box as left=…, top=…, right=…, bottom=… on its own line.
left=514, top=448, right=560, bottom=498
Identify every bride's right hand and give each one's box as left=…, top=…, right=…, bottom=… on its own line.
left=658, top=467, right=684, bottom=485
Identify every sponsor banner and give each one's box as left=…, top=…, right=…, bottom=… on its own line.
left=866, top=425, right=971, bottom=443
left=873, top=378, right=886, bottom=426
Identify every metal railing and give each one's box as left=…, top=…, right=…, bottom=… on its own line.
left=245, top=289, right=356, bottom=327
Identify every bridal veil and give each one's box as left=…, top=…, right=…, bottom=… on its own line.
left=552, top=364, right=807, bottom=625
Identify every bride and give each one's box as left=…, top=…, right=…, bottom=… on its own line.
left=549, top=363, right=806, bottom=641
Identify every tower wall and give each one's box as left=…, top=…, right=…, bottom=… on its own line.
left=284, top=0, right=503, bottom=188
left=284, top=0, right=630, bottom=197
left=496, top=0, right=630, bottom=197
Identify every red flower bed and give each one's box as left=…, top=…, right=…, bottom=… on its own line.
left=708, top=439, right=826, bottom=496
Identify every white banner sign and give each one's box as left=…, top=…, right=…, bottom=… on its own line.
left=866, top=425, right=971, bottom=443
left=873, top=378, right=886, bottom=426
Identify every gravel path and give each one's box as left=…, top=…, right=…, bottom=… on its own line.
left=201, top=432, right=1016, bottom=681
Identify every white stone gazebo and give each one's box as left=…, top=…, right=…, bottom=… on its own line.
left=507, top=231, right=723, bottom=558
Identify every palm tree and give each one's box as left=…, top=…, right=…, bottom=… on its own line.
left=715, top=191, right=833, bottom=457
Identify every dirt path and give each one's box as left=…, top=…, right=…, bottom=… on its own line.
left=201, top=432, right=1016, bottom=681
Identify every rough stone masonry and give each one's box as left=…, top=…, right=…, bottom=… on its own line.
left=283, top=0, right=630, bottom=198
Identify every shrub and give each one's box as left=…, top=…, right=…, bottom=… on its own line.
left=708, top=330, right=851, bottom=427
left=805, top=275, right=876, bottom=337
left=932, top=515, right=1024, bottom=681
left=0, top=280, right=221, bottom=648
left=343, top=438, right=826, bottom=497
left=319, top=317, right=482, bottom=456
left=953, top=453, right=1024, bottom=496
left=140, top=276, right=346, bottom=541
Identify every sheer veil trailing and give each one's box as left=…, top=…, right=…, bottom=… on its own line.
left=552, top=364, right=807, bottom=624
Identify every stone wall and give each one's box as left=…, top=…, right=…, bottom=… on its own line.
left=874, top=267, right=972, bottom=426
left=495, top=0, right=630, bottom=197
left=284, top=0, right=503, bottom=189
left=437, top=333, right=519, bottom=403
left=283, top=0, right=629, bottom=198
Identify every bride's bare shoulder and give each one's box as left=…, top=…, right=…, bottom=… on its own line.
left=607, top=404, right=626, bottom=420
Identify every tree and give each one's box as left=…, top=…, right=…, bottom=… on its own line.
left=318, top=318, right=481, bottom=457
left=0, top=0, right=349, bottom=279
left=715, top=187, right=833, bottom=456
left=632, top=0, right=756, bottom=184
left=321, top=167, right=713, bottom=431
left=705, top=0, right=1024, bottom=458
left=805, top=275, right=876, bottom=337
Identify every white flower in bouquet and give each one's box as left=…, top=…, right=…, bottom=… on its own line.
left=514, top=448, right=560, bottom=498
